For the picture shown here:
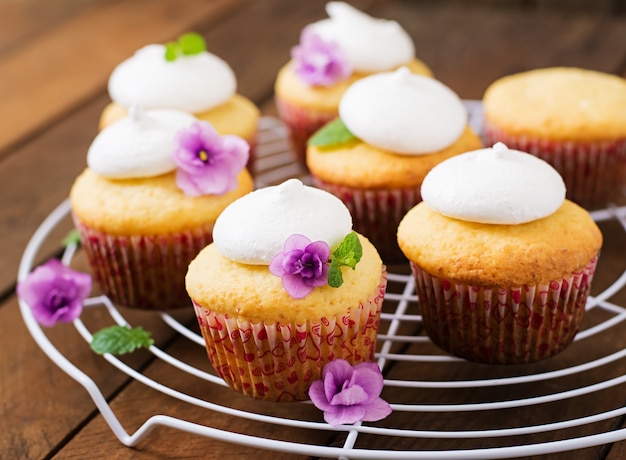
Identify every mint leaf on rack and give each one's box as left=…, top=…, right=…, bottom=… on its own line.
left=308, top=118, right=357, bottom=149
left=90, top=325, right=154, bottom=355
left=62, top=228, right=81, bottom=247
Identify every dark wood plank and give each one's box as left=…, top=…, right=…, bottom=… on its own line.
left=0, top=0, right=244, bottom=156
left=381, top=1, right=626, bottom=99
left=3, top=1, right=626, bottom=459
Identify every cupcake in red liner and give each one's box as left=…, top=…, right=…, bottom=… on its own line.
left=70, top=109, right=253, bottom=310
left=397, top=143, right=603, bottom=364
left=274, top=2, right=432, bottom=167
left=186, top=179, right=387, bottom=401
left=307, top=68, right=483, bottom=263
left=483, top=67, right=626, bottom=209
left=99, top=32, right=260, bottom=173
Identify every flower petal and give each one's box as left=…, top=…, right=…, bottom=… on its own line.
left=306, top=240, right=331, bottom=262
left=352, top=364, right=385, bottom=401
left=284, top=234, right=311, bottom=252
left=361, top=397, right=393, bottom=422
left=269, top=252, right=286, bottom=277
left=330, top=384, right=369, bottom=406
left=323, top=405, right=366, bottom=427
left=308, top=380, right=333, bottom=411
left=281, top=273, right=313, bottom=299
left=175, top=169, right=203, bottom=197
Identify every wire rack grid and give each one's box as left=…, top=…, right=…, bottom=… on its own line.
left=17, top=102, right=626, bottom=459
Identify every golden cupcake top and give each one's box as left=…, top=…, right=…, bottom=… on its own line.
left=71, top=108, right=253, bottom=235
left=397, top=144, right=602, bottom=286
left=274, top=2, right=432, bottom=109
left=186, top=179, right=384, bottom=322
left=483, top=66, right=626, bottom=141
left=306, top=68, right=482, bottom=188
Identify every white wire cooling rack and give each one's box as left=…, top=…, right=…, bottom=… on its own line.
left=17, top=103, right=626, bottom=459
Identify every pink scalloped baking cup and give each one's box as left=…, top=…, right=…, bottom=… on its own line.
left=411, top=257, right=598, bottom=365
left=311, top=176, right=421, bottom=263
left=193, top=270, right=387, bottom=402
left=484, top=121, right=626, bottom=210
left=274, top=96, right=337, bottom=168
left=73, top=216, right=213, bottom=310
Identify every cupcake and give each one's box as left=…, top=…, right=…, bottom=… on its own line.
left=99, top=33, right=260, bottom=172
left=185, top=179, right=387, bottom=401
left=274, top=1, right=433, bottom=166
left=70, top=109, right=253, bottom=310
left=483, top=67, right=626, bottom=209
left=307, top=67, right=483, bottom=263
left=397, top=143, right=603, bottom=364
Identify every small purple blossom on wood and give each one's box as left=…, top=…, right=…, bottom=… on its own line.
left=173, top=121, right=249, bottom=197
left=308, top=359, right=392, bottom=426
left=269, top=234, right=331, bottom=299
left=291, top=28, right=352, bottom=86
left=17, top=259, right=91, bottom=327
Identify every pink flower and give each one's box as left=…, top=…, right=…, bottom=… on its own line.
left=269, top=234, right=330, bottom=299
left=308, top=359, right=392, bottom=426
left=291, top=28, right=352, bottom=86
left=17, top=259, right=91, bottom=327
left=173, top=121, right=249, bottom=196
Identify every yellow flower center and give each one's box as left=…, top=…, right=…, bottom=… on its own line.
left=199, top=150, right=208, bottom=162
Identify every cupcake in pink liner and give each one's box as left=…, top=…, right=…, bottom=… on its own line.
left=274, top=1, right=432, bottom=167
left=185, top=179, right=387, bottom=401
left=99, top=33, right=260, bottom=173
left=70, top=108, right=253, bottom=310
left=306, top=67, right=483, bottom=263
left=397, top=143, right=603, bottom=364
left=483, top=67, right=626, bottom=209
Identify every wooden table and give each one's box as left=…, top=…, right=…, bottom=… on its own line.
left=2, top=1, right=626, bottom=458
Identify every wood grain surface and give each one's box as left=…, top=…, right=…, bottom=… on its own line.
left=1, top=1, right=626, bottom=459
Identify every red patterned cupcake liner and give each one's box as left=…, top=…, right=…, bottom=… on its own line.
left=311, top=176, right=421, bottom=263
left=73, top=216, right=213, bottom=310
left=484, top=121, right=626, bottom=209
left=274, top=96, right=337, bottom=168
left=193, top=270, right=388, bottom=402
left=411, top=257, right=598, bottom=364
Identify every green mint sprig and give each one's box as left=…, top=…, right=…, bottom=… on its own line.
left=308, top=118, right=357, bottom=149
left=165, top=32, right=206, bottom=61
left=90, top=325, right=154, bottom=355
left=62, top=228, right=81, bottom=247
left=328, top=232, right=363, bottom=288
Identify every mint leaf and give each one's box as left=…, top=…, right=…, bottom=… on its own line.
left=328, top=259, right=343, bottom=288
left=164, top=33, right=206, bottom=61
left=308, top=118, right=357, bottom=148
left=327, top=233, right=363, bottom=288
left=178, top=32, right=206, bottom=56
left=331, top=232, right=362, bottom=269
left=90, top=325, right=154, bottom=355
left=62, top=228, right=81, bottom=247
left=164, top=41, right=178, bottom=61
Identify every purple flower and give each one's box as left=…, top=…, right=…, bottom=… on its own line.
left=291, top=28, right=352, bottom=86
left=269, top=234, right=331, bottom=299
left=308, top=359, right=392, bottom=426
left=17, top=259, right=92, bottom=327
left=173, top=121, right=249, bottom=197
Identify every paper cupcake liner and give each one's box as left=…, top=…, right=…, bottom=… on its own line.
left=411, top=257, right=598, bottom=364
left=274, top=96, right=338, bottom=167
left=193, top=270, right=388, bottom=402
left=311, top=176, right=421, bottom=263
left=484, top=122, right=626, bottom=209
left=73, top=216, right=213, bottom=310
